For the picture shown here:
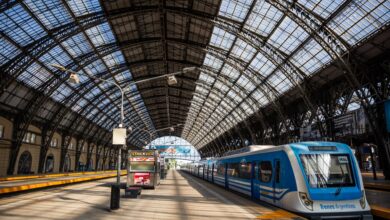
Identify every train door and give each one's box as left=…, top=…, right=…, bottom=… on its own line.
left=202, top=165, right=205, bottom=179
left=250, top=162, right=256, bottom=199
left=252, top=161, right=261, bottom=199
left=211, top=163, right=214, bottom=183
left=273, top=159, right=281, bottom=204
left=225, top=163, right=228, bottom=189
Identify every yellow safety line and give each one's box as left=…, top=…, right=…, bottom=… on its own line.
left=0, top=170, right=127, bottom=182
left=371, top=205, right=390, bottom=219
left=0, top=171, right=127, bottom=195
left=256, top=209, right=304, bottom=219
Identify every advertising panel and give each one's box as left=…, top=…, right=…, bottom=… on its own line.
left=134, top=173, right=151, bottom=185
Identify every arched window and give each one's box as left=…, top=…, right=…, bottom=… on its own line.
left=18, top=151, right=32, bottom=174
left=45, top=154, right=54, bottom=173
left=64, top=154, right=71, bottom=172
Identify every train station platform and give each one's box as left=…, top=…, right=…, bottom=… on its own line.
left=0, top=170, right=303, bottom=220
left=0, top=170, right=126, bottom=195
left=361, top=171, right=390, bottom=219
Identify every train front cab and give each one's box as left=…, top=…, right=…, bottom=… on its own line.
left=288, top=142, right=372, bottom=220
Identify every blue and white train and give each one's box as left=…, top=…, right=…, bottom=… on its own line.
left=184, top=142, right=372, bottom=219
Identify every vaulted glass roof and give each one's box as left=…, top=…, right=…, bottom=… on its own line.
left=0, top=0, right=389, bottom=149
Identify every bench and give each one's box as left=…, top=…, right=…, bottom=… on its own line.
left=124, top=187, right=142, bottom=198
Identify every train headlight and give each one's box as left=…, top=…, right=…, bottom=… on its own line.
left=299, top=192, right=313, bottom=211
left=359, top=190, right=366, bottom=209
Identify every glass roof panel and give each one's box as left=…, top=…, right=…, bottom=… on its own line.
left=298, top=0, right=347, bottom=19
left=267, top=70, right=293, bottom=93
left=244, top=0, right=283, bottom=36
left=114, top=70, right=132, bottom=82
left=219, top=0, right=254, bottom=22
left=61, top=33, right=93, bottom=58
left=0, top=4, right=46, bottom=46
left=51, top=83, right=72, bottom=102
left=231, top=38, right=257, bottom=63
left=66, top=0, right=102, bottom=17
left=249, top=52, right=276, bottom=78
left=328, top=0, right=390, bottom=44
left=268, top=17, right=309, bottom=54
left=0, top=38, right=21, bottom=64
left=25, top=0, right=73, bottom=29
left=209, top=27, right=236, bottom=50
left=85, top=22, right=116, bottom=47
left=199, top=72, right=216, bottom=86
left=102, top=51, right=125, bottom=68
left=220, top=63, right=241, bottom=81
left=291, top=39, right=332, bottom=75
left=203, top=54, right=224, bottom=71
left=39, top=45, right=73, bottom=70
left=17, top=62, right=51, bottom=88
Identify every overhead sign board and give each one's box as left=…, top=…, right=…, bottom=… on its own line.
left=112, top=128, right=126, bottom=145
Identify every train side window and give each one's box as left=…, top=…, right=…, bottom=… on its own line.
left=275, top=161, right=280, bottom=183
left=217, top=163, right=225, bottom=175
left=239, top=162, right=251, bottom=179
left=259, top=161, right=272, bottom=183
left=227, top=163, right=239, bottom=177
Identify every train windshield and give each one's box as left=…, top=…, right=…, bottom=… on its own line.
left=300, top=154, right=355, bottom=188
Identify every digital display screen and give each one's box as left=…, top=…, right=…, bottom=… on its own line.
left=308, top=146, right=337, bottom=151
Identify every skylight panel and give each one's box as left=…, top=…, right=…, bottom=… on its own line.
left=39, top=46, right=72, bottom=69
left=0, top=38, right=20, bottom=64
left=25, top=0, right=73, bottom=29
left=86, top=23, right=115, bottom=47
left=213, top=80, right=229, bottom=94
left=249, top=52, right=276, bottom=78
left=298, top=0, right=346, bottom=19
left=0, top=5, right=46, bottom=46
left=84, top=59, right=107, bottom=76
left=267, top=71, right=293, bottom=93
left=199, top=72, right=216, bottom=86
left=251, top=89, right=268, bottom=106
left=219, top=0, right=253, bottom=21
left=66, top=0, right=102, bottom=16
left=103, top=51, right=125, bottom=68
left=221, top=63, right=240, bottom=81
left=209, top=27, right=236, bottom=50
left=291, top=39, right=332, bottom=75
left=268, top=17, right=309, bottom=54
left=328, top=0, right=390, bottom=44
left=17, top=62, right=50, bottom=88
left=203, top=54, right=224, bottom=71
left=114, top=70, right=132, bottom=82
left=244, top=0, right=283, bottom=36
left=61, top=33, right=93, bottom=58
left=51, top=84, right=72, bottom=102
left=236, top=75, right=256, bottom=92
left=231, top=39, right=257, bottom=63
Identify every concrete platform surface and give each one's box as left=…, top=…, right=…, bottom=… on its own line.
left=0, top=170, right=303, bottom=220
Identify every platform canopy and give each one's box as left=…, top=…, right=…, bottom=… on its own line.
left=1, top=0, right=389, bottom=149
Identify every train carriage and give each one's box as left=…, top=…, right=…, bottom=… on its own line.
left=185, top=142, right=372, bottom=219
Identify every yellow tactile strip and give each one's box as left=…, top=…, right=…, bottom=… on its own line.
left=256, top=209, right=305, bottom=219
left=0, top=171, right=127, bottom=195
left=0, top=170, right=126, bottom=182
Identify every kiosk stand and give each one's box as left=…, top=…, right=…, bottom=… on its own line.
left=127, top=150, right=160, bottom=191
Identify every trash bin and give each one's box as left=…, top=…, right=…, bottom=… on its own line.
left=110, top=184, right=120, bottom=210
